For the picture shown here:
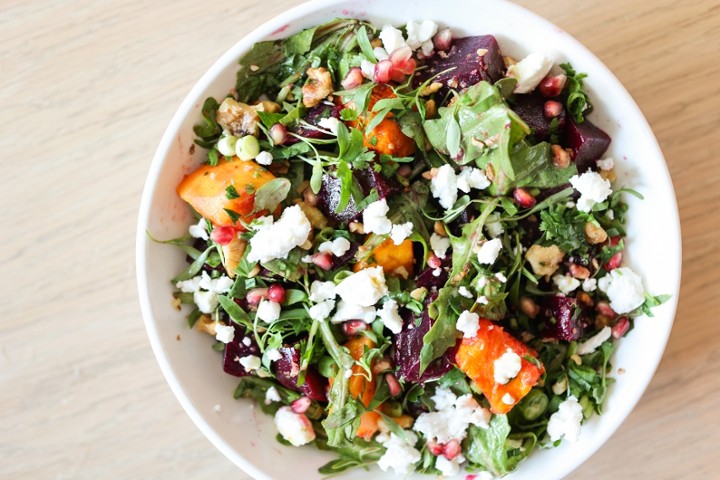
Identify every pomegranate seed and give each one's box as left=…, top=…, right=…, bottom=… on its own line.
left=466, top=476, right=478, bottom=480
left=605, top=251, right=623, bottom=271
left=427, top=253, right=442, bottom=269
left=246, top=288, right=268, bottom=306
left=341, top=66, right=364, bottom=90
left=612, top=316, right=630, bottom=339
left=386, top=373, right=402, bottom=397
left=267, top=283, right=286, bottom=304
left=433, top=28, right=453, bottom=52
left=341, top=320, right=368, bottom=336
left=269, top=123, right=288, bottom=145
left=389, top=45, right=416, bottom=76
left=427, top=440, right=444, bottom=456
left=596, top=301, right=617, bottom=319
left=539, top=74, right=567, bottom=97
left=610, top=236, right=622, bottom=247
left=569, top=263, right=590, bottom=279
left=443, top=439, right=461, bottom=460
left=374, top=60, right=394, bottom=83
left=513, top=188, right=537, bottom=208
left=311, top=253, right=333, bottom=271
left=210, top=225, right=235, bottom=245
left=544, top=100, right=563, bottom=119
left=291, top=396, right=312, bottom=414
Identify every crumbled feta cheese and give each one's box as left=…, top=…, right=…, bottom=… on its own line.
left=414, top=389, right=491, bottom=444
left=405, top=20, right=438, bottom=50
left=432, top=387, right=458, bottom=411
left=576, top=326, right=612, bottom=355
left=379, top=24, right=407, bottom=55
left=378, top=299, right=403, bottom=334
left=255, top=151, right=273, bottom=166
left=596, top=157, right=615, bottom=171
left=458, top=286, right=473, bottom=298
left=456, top=311, right=480, bottom=338
left=493, top=350, right=522, bottom=385
left=176, top=275, right=202, bottom=293
left=188, top=218, right=209, bottom=240
left=553, top=274, right=581, bottom=295
left=363, top=198, right=392, bottom=235
left=390, top=222, right=413, bottom=245
left=597, top=267, right=645, bottom=314
left=435, top=455, right=465, bottom=477
left=332, top=300, right=377, bottom=324
left=274, top=406, right=316, bottom=446
left=430, top=233, right=451, bottom=259
left=266, top=349, right=283, bottom=362
left=360, top=59, right=376, bottom=79
left=377, top=430, right=421, bottom=474
left=501, top=393, right=515, bottom=405
left=239, top=355, right=261, bottom=372
left=506, top=52, right=554, bottom=94
left=193, top=290, right=218, bottom=314
left=373, top=46, right=389, bottom=61
left=606, top=209, right=615, bottom=221
left=430, top=164, right=458, bottom=210
left=457, top=167, right=490, bottom=193
left=485, top=212, right=505, bottom=238
left=247, top=205, right=311, bottom=263
left=317, top=117, right=340, bottom=135
left=495, top=272, right=507, bottom=283
left=476, top=238, right=502, bottom=264
left=547, top=396, right=584, bottom=443
left=455, top=394, right=491, bottom=428
left=265, top=386, right=281, bottom=405
left=569, top=171, right=613, bottom=212
left=198, top=271, right=234, bottom=293
left=309, top=280, right=336, bottom=302
left=582, top=278, right=597, bottom=292
left=335, top=267, right=388, bottom=307
left=477, top=276, right=488, bottom=290
left=257, top=299, right=281, bottom=322
left=241, top=336, right=252, bottom=347
left=318, top=237, right=351, bottom=256
left=476, top=296, right=489, bottom=305
left=215, top=324, right=235, bottom=344
left=420, top=39, right=434, bottom=57
left=432, top=268, right=442, bottom=277
left=309, top=299, right=335, bottom=321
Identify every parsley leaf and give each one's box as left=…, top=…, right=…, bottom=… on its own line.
left=560, top=63, right=593, bottom=123
left=539, top=203, right=590, bottom=253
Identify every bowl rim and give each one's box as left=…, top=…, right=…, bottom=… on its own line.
left=136, top=0, right=682, bottom=478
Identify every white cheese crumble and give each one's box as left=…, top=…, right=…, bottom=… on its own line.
left=318, top=237, right=351, bottom=257
left=597, top=267, right=645, bottom=314
left=414, top=388, right=491, bottom=444
left=309, top=299, right=336, bottom=321
left=501, top=393, right=515, bottom=405
left=335, top=267, right=388, bottom=307
left=360, top=59, right=376, bottom=79
left=553, top=274, right=581, bottom=295
left=247, top=205, right=311, bottom=263
left=582, top=278, right=597, bottom=292
left=274, top=406, right=316, bottom=446
left=476, top=295, right=489, bottom=305
left=332, top=300, right=377, bottom=324
left=405, top=20, right=438, bottom=51
left=239, top=355, right=261, bottom=372
left=254, top=151, right=273, bottom=166
left=215, top=324, right=235, bottom=344
left=495, top=272, right=507, bottom=283
left=241, top=336, right=252, bottom=347
left=379, top=24, right=408, bottom=55
left=266, top=349, right=283, bottom=362
left=569, top=171, right=613, bottom=213
left=456, top=311, right=480, bottom=338
left=390, top=222, right=413, bottom=245
left=457, top=167, right=491, bottom=193
left=547, top=396, right=584, bottom=443
left=317, top=117, right=339, bottom=135
left=485, top=212, right=505, bottom=238
left=476, top=238, right=502, bottom=264
left=363, top=198, right=392, bottom=235
left=506, top=51, right=554, bottom=94
left=430, top=233, right=451, bottom=259
left=430, top=164, right=458, bottom=210
left=377, top=430, right=421, bottom=474
left=458, top=286, right=473, bottom=298
left=378, top=299, right=403, bottom=334
left=265, top=386, right=281, bottom=405
left=193, top=291, right=219, bottom=314
left=256, top=299, right=281, bottom=322
left=188, top=218, right=208, bottom=240
left=309, top=280, right=336, bottom=302
left=596, top=157, right=615, bottom=171
left=576, top=326, right=612, bottom=355
left=493, top=350, right=522, bottom=385
left=435, top=455, right=466, bottom=477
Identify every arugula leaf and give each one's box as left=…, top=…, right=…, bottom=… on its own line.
left=193, top=97, right=222, bottom=148
left=447, top=201, right=497, bottom=286
left=262, top=248, right=305, bottom=282
left=218, top=295, right=252, bottom=328
left=560, top=63, right=593, bottom=123
left=356, top=25, right=375, bottom=62
left=336, top=81, right=376, bottom=115
left=253, top=177, right=291, bottom=212
left=463, top=415, right=534, bottom=476
left=256, top=111, right=285, bottom=130
left=419, top=286, right=459, bottom=374
left=316, top=438, right=384, bottom=475
left=512, top=142, right=578, bottom=189
left=234, top=376, right=301, bottom=415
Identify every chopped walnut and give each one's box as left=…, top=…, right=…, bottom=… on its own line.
left=420, top=82, right=443, bottom=96
left=221, top=236, right=247, bottom=278
left=584, top=222, right=608, bottom=244
left=216, top=98, right=259, bottom=137
left=302, top=67, right=333, bottom=108
left=525, top=244, right=565, bottom=278
left=599, top=169, right=616, bottom=182
left=552, top=144, right=572, bottom=168
left=196, top=315, right=218, bottom=336
left=252, top=100, right=281, bottom=113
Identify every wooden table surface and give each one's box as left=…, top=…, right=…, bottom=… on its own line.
left=2, top=0, right=719, bottom=478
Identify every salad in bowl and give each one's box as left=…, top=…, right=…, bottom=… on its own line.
left=152, top=16, right=670, bottom=479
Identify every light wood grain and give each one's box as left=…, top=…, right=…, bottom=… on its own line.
left=1, top=0, right=718, bottom=478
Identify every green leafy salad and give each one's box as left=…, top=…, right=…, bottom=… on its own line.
left=159, top=18, right=668, bottom=478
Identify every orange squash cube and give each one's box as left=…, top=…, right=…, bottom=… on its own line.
left=353, top=238, right=414, bottom=278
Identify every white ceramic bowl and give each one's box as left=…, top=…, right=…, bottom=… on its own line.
left=136, top=0, right=681, bottom=478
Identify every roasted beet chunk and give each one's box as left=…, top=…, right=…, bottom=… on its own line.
left=414, top=35, right=505, bottom=97
left=414, top=256, right=451, bottom=289
left=511, top=92, right=566, bottom=142
left=273, top=346, right=328, bottom=401
left=541, top=295, right=587, bottom=341
left=223, top=325, right=261, bottom=377
left=286, top=103, right=342, bottom=144
left=394, top=296, right=457, bottom=382
left=562, top=117, right=611, bottom=172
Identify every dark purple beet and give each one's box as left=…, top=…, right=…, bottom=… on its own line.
left=518, top=215, right=542, bottom=248
left=414, top=35, right=505, bottom=97
left=273, top=346, right=328, bottom=402
left=541, top=295, right=586, bottom=341
left=447, top=207, right=476, bottom=237
left=511, top=92, right=565, bottom=142
left=394, top=296, right=457, bottom=383
left=562, top=117, right=611, bottom=172
left=223, top=325, right=261, bottom=377
left=286, top=103, right=342, bottom=144
left=414, top=256, right=451, bottom=289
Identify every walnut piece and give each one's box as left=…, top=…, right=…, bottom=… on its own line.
left=525, top=244, right=565, bottom=278
left=221, top=236, right=247, bottom=278
left=302, top=67, right=333, bottom=108
left=584, top=222, right=608, bottom=245
left=216, top=98, right=259, bottom=137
